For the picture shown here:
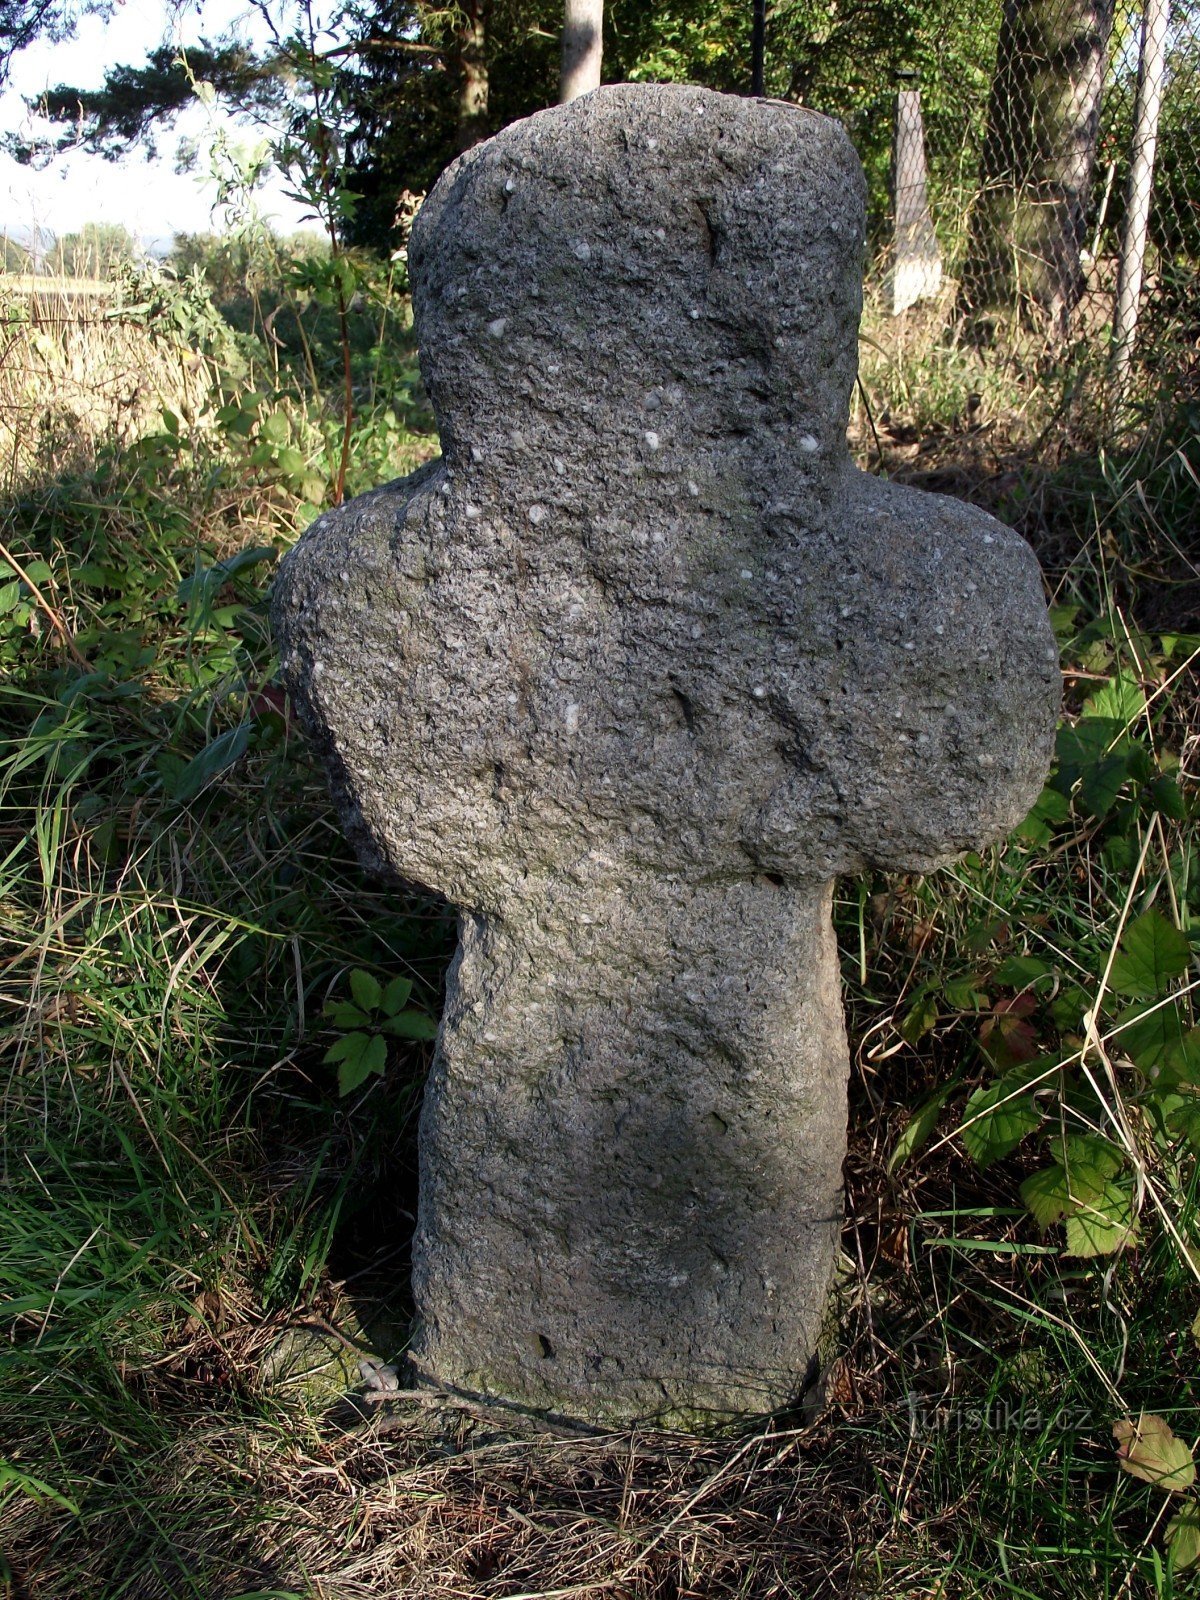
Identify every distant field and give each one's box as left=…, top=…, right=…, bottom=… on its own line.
left=1, top=274, right=116, bottom=297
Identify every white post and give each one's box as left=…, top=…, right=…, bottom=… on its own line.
left=560, top=0, right=603, bottom=103
left=1111, top=0, right=1171, bottom=399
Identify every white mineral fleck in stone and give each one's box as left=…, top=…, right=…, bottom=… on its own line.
left=573, top=240, right=591, bottom=262
left=740, top=568, right=753, bottom=580
left=466, top=504, right=481, bottom=518
left=798, top=434, right=820, bottom=453
left=644, top=430, right=660, bottom=450
left=470, top=444, right=484, bottom=463
left=564, top=702, right=580, bottom=733
left=752, top=685, right=767, bottom=699
left=687, top=481, right=699, bottom=497
left=528, top=504, right=547, bottom=525
left=487, top=317, right=507, bottom=337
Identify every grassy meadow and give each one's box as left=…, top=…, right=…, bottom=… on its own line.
left=0, top=240, right=1198, bottom=1598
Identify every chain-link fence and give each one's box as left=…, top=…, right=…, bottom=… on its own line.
left=801, top=0, right=1199, bottom=439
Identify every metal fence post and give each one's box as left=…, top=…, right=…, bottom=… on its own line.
left=1111, top=0, right=1173, bottom=399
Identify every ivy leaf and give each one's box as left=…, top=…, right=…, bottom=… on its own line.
left=381, top=976, right=414, bottom=1016
left=1109, top=910, right=1191, bottom=1000
left=325, top=1031, right=387, bottom=1095
left=888, top=1083, right=954, bottom=1173
left=349, top=969, right=383, bottom=1013
left=960, top=1074, right=1043, bottom=1167
left=381, top=1009, right=439, bottom=1040
left=1064, top=1178, right=1139, bottom=1257
left=1114, top=1413, right=1195, bottom=1492
left=1167, top=1504, right=1200, bottom=1571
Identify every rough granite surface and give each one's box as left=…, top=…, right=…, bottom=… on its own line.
left=273, top=83, right=1060, bottom=1426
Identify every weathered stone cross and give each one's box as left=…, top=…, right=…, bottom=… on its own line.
left=274, top=84, right=1059, bottom=1427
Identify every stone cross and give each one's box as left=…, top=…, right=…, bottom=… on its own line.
left=274, top=84, right=1059, bottom=1428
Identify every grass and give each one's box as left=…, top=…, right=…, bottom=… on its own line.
left=0, top=244, right=1197, bottom=1598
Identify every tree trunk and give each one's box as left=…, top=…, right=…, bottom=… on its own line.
left=960, top=0, right=1115, bottom=339
left=456, top=0, right=491, bottom=151
left=560, top=0, right=603, bottom=103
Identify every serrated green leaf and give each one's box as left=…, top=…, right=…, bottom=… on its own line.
left=329, top=1031, right=387, bottom=1096
left=1064, top=1179, right=1138, bottom=1257
left=1015, top=783, right=1070, bottom=844
left=381, top=1009, right=439, bottom=1040
left=943, top=975, right=989, bottom=1012
left=1149, top=775, right=1188, bottom=821
left=1109, top=910, right=1192, bottom=999
left=1020, top=1165, right=1071, bottom=1230
left=960, top=1077, right=1043, bottom=1167
left=1167, top=1503, right=1200, bottom=1570
left=1114, top=999, right=1190, bottom=1073
left=1114, top=1413, right=1195, bottom=1491
left=381, top=976, right=414, bottom=1016
left=994, top=954, right=1054, bottom=991
left=1084, top=672, right=1147, bottom=727
left=1166, top=1096, right=1200, bottom=1152
left=323, top=1000, right=370, bottom=1029
left=349, top=969, right=382, bottom=1013
left=1080, top=754, right=1131, bottom=819
left=888, top=1083, right=954, bottom=1173
left=1061, top=1136, right=1124, bottom=1180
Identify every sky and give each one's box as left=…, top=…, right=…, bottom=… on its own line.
left=0, top=0, right=313, bottom=250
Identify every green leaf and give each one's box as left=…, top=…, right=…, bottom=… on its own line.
left=994, top=954, right=1054, bottom=991
left=1061, top=1135, right=1123, bottom=1179
left=349, top=969, right=382, bottom=1013
left=1064, top=1178, right=1138, bottom=1257
left=960, top=1076, right=1043, bottom=1168
left=888, top=1083, right=954, bottom=1173
left=323, top=1000, right=370, bottom=1030
left=1080, top=755, right=1131, bottom=819
left=167, top=723, right=252, bottom=804
left=1114, top=999, right=1190, bottom=1073
left=1015, top=783, right=1070, bottom=844
left=259, top=411, right=291, bottom=445
left=381, top=976, right=414, bottom=1016
left=943, top=975, right=989, bottom=1012
left=1109, top=910, right=1192, bottom=999
left=1114, top=1413, right=1195, bottom=1492
left=1166, top=1096, right=1200, bottom=1152
left=325, top=1031, right=387, bottom=1095
left=0, top=1458, right=80, bottom=1513
left=1167, top=1504, right=1200, bottom=1570
left=381, top=1009, right=439, bottom=1040
left=1083, top=672, right=1146, bottom=727
left=899, top=988, right=939, bottom=1046
left=1149, top=775, right=1187, bottom=821
left=1020, top=1165, right=1071, bottom=1230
